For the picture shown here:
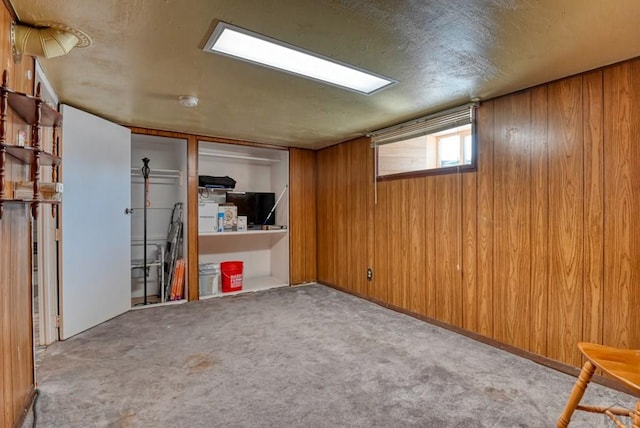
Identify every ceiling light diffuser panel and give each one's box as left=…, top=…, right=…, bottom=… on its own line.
left=203, top=22, right=396, bottom=95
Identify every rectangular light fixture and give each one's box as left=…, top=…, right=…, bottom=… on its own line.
left=203, top=22, right=396, bottom=95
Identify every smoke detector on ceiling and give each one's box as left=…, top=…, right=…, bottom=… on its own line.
left=178, top=95, right=199, bottom=107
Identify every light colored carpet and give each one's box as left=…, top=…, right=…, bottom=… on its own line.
left=25, top=284, right=636, bottom=427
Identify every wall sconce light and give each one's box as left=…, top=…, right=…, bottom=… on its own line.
left=11, top=21, right=91, bottom=63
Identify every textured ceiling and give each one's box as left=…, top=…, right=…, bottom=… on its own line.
left=10, top=0, right=640, bottom=149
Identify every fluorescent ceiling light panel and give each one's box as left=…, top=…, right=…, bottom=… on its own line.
left=203, top=22, right=396, bottom=95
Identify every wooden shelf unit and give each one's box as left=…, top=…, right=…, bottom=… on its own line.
left=0, top=197, right=60, bottom=204
left=0, top=69, right=62, bottom=219
left=2, top=144, right=61, bottom=166
left=6, top=89, right=62, bottom=127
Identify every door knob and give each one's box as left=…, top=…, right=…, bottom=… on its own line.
left=125, top=208, right=134, bottom=215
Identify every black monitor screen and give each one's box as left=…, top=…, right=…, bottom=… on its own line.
left=253, top=192, right=276, bottom=225
left=226, top=192, right=276, bottom=226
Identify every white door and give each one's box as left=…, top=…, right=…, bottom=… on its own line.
left=60, top=105, right=131, bottom=339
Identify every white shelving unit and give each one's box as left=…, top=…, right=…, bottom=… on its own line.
left=199, top=229, right=287, bottom=237
left=197, top=142, right=289, bottom=298
left=199, top=276, right=288, bottom=300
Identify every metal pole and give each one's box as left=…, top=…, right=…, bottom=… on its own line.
left=141, top=157, right=150, bottom=305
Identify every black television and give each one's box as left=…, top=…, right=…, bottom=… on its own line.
left=226, top=192, right=276, bottom=227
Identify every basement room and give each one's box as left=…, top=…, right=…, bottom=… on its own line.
left=1, top=1, right=640, bottom=427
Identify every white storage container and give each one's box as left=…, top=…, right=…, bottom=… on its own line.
left=198, top=202, right=219, bottom=232
left=199, top=263, right=220, bottom=296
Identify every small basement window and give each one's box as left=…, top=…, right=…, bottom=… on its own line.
left=372, top=103, right=477, bottom=179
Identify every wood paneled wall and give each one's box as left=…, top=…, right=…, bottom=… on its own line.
left=0, top=3, right=38, bottom=426
left=316, top=58, right=640, bottom=368
left=603, top=61, right=640, bottom=352
left=0, top=205, right=32, bottom=427
left=317, top=137, right=373, bottom=296
left=289, top=148, right=317, bottom=285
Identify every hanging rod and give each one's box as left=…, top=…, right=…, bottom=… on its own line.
left=198, top=151, right=280, bottom=163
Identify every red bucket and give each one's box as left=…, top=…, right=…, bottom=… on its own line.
left=221, top=261, right=243, bottom=292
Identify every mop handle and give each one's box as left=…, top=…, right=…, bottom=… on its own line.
left=263, top=184, right=288, bottom=225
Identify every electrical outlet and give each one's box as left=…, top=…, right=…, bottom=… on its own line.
left=367, top=268, right=373, bottom=281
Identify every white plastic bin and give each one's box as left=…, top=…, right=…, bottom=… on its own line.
left=199, top=263, right=220, bottom=296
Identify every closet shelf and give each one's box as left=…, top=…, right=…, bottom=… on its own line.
left=199, top=229, right=287, bottom=237
left=198, top=151, right=280, bottom=163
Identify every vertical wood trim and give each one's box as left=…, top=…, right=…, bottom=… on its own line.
left=547, top=76, right=584, bottom=366
left=289, top=147, right=318, bottom=285
left=366, top=142, right=375, bottom=298
left=186, top=136, right=198, bottom=301
left=305, top=150, right=317, bottom=282
left=434, top=174, right=461, bottom=326
left=492, top=92, right=531, bottom=349
left=373, top=180, right=389, bottom=303
left=13, top=217, right=32, bottom=422
left=321, top=148, right=331, bottom=284
left=400, top=179, right=410, bottom=309
left=628, top=62, right=640, bottom=349
left=316, top=149, right=329, bottom=283
left=407, top=177, right=427, bottom=315
left=315, top=150, right=324, bottom=282
left=476, top=100, right=494, bottom=337
left=529, top=85, right=549, bottom=355
left=335, top=144, right=347, bottom=288
left=0, top=211, right=10, bottom=427
left=328, top=145, right=339, bottom=284
left=424, top=177, right=437, bottom=319
left=398, top=180, right=415, bottom=308
left=1, top=207, right=31, bottom=427
left=315, top=138, right=369, bottom=292
left=582, top=71, right=604, bottom=346
left=603, top=60, right=640, bottom=349
left=462, top=171, right=478, bottom=332
left=345, top=144, right=356, bottom=292
left=289, top=148, right=305, bottom=285
left=388, top=180, right=405, bottom=308
left=350, top=139, right=368, bottom=294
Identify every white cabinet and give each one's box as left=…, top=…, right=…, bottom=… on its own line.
left=198, top=142, right=289, bottom=298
